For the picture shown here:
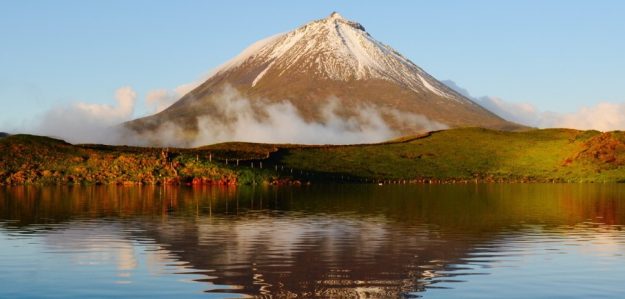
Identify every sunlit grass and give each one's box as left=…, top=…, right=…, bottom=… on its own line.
left=2, top=127, right=625, bottom=185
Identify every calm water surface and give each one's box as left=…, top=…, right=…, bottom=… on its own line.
left=1, top=184, right=625, bottom=298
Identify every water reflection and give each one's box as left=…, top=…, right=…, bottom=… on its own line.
left=1, top=184, right=625, bottom=298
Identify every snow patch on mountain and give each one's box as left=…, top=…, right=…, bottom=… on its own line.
left=252, top=60, right=276, bottom=87
left=210, top=12, right=473, bottom=105
left=208, top=33, right=285, bottom=78
left=419, top=75, right=447, bottom=98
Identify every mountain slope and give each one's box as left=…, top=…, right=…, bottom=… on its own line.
left=126, top=12, right=520, bottom=145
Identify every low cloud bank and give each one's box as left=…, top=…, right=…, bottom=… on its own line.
left=443, top=80, right=625, bottom=131
left=125, top=86, right=447, bottom=147
left=32, top=86, right=137, bottom=144
left=26, top=78, right=625, bottom=147
left=29, top=85, right=447, bottom=146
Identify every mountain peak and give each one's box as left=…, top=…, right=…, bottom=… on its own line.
left=201, top=13, right=471, bottom=97
left=328, top=11, right=343, bottom=20
left=125, top=13, right=517, bottom=143
left=318, top=11, right=365, bottom=31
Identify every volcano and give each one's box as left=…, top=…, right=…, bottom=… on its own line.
left=125, top=12, right=519, bottom=145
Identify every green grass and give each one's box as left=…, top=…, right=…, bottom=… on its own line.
left=278, top=128, right=625, bottom=182
left=2, top=128, right=625, bottom=185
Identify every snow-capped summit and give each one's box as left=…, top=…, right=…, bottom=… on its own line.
left=212, top=12, right=461, bottom=100
left=126, top=12, right=519, bottom=144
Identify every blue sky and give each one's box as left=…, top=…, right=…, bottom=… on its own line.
left=1, top=0, right=624, bottom=130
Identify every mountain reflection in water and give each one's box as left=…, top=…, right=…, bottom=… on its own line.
left=1, top=184, right=625, bottom=298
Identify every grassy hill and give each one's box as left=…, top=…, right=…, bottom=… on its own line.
left=2, top=128, right=625, bottom=185
left=279, top=128, right=625, bottom=183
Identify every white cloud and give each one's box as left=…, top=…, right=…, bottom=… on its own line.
left=443, top=80, right=625, bottom=131
left=145, top=82, right=198, bottom=114
left=28, top=82, right=447, bottom=147
left=32, top=86, right=137, bottom=144
left=143, top=67, right=213, bottom=115
left=145, top=89, right=176, bottom=114
left=74, top=86, right=136, bottom=121
left=538, top=102, right=625, bottom=131
left=128, top=85, right=448, bottom=147
left=475, top=96, right=541, bottom=126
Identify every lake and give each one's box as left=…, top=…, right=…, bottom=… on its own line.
left=1, top=184, right=625, bottom=298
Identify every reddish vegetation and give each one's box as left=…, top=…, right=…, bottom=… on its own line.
left=567, top=132, right=625, bottom=167
left=0, top=135, right=275, bottom=186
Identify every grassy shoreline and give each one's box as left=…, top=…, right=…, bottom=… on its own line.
left=2, top=128, right=625, bottom=186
